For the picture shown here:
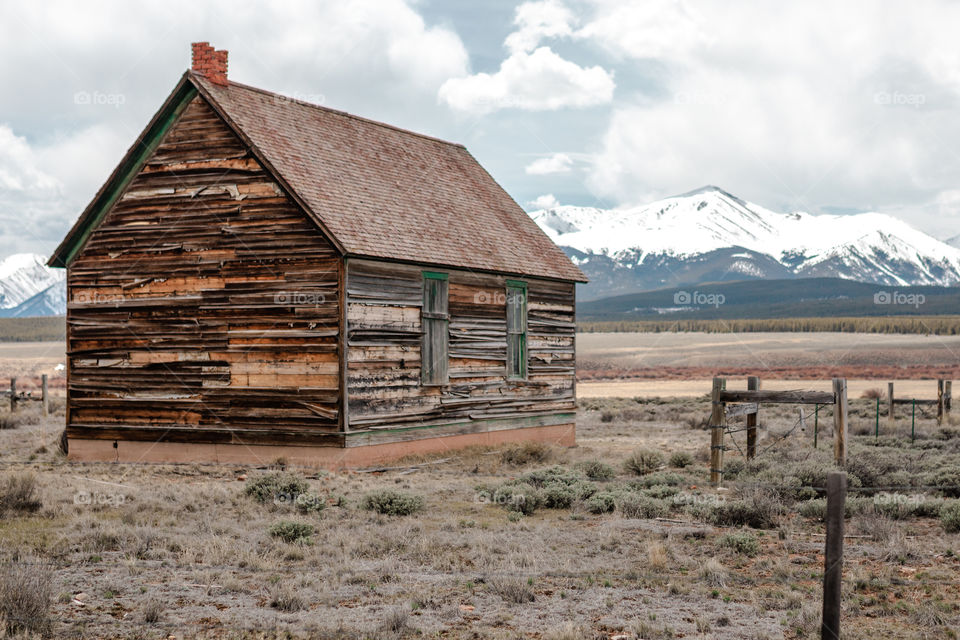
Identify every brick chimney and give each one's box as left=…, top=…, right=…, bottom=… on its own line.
left=191, top=42, right=228, bottom=86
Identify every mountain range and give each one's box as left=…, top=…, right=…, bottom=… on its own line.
left=0, top=254, right=66, bottom=317
left=1, top=186, right=958, bottom=318
left=530, top=186, right=960, bottom=301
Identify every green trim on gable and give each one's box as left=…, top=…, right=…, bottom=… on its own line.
left=422, top=271, right=448, bottom=280
left=49, top=83, right=199, bottom=268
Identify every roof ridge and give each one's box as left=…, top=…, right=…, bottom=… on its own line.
left=188, top=71, right=466, bottom=149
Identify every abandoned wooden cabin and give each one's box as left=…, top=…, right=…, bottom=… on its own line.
left=48, top=43, right=587, bottom=468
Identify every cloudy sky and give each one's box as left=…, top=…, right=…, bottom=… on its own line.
left=2, top=0, right=960, bottom=258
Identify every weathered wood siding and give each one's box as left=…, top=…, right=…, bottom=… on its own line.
left=66, top=96, right=342, bottom=446
left=345, top=259, right=576, bottom=436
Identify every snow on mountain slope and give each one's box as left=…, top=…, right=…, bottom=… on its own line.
left=0, top=280, right=66, bottom=318
left=0, top=253, right=65, bottom=310
left=530, top=186, right=960, bottom=297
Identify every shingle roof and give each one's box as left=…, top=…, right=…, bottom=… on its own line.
left=190, top=73, right=586, bottom=282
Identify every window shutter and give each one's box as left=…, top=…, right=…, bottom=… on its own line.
left=421, top=272, right=449, bottom=385
left=505, top=281, right=528, bottom=379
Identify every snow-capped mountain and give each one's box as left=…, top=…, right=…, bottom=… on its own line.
left=530, top=186, right=960, bottom=300
left=0, top=254, right=66, bottom=316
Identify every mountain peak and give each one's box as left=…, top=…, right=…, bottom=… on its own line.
left=675, top=185, right=743, bottom=203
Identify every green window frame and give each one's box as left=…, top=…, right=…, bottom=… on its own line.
left=505, top=280, right=527, bottom=380
left=421, top=272, right=449, bottom=385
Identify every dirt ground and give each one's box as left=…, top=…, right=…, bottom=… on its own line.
left=0, top=334, right=958, bottom=639
left=1, top=395, right=958, bottom=639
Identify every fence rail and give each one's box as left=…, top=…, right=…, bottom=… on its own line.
left=2, top=375, right=50, bottom=415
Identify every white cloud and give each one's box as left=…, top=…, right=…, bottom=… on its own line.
left=0, top=126, right=60, bottom=194
left=439, top=46, right=614, bottom=114
left=529, top=194, right=560, bottom=209
left=525, top=152, right=574, bottom=175
left=579, top=0, right=960, bottom=233
left=506, top=0, right=576, bottom=54
left=577, top=0, right=704, bottom=61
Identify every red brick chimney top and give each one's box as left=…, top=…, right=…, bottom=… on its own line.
left=191, top=42, right=228, bottom=86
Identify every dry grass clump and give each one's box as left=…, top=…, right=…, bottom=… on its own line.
left=623, top=448, right=664, bottom=476
left=861, top=387, right=885, bottom=399
left=268, top=521, right=315, bottom=544
left=0, top=559, right=53, bottom=636
left=699, top=557, right=729, bottom=588
left=0, top=472, right=41, bottom=514
left=488, top=575, right=535, bottom=603
left=646, top=541, right=669, bottom=571
left=244, top=472, right=309, bottom=504
left=718, top=531, right=760, bottom=556
left=575, top=459, right=616, bottom=481
left=543, top=622, right=590, bottom=640
left=269, top=584, right=308, bottom=612
left=361, top=490, right=425, bottom=516
left=142, top=600, right=164, bottom=624
left=499, top=441, right=553, bottom=465
left=617, top=493, right=668, bottom=519
left=668, top=451, right=693, bottom=468
left=379, top=606, right=411, bottom=635
left=691, top=487, right=782, bottom=529
left=0, top=410, right=41, bottom=430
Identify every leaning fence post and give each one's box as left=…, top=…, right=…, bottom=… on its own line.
left=821, top=471, right=847, bottom=640
left=9, top=377, right=15, bottom=413
left=709, top=377, right=726, bottom=487
left=832, top=378, right=847, bottom=467
left=746, top=375, right=759, bottom=459
left=41, top=374, right=49, bottom=417
left=887, top=382, right=895, bottom=429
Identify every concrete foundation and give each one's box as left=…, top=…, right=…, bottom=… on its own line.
left=67, top=423, right=576, bottom=469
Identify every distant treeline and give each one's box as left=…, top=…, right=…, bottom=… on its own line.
left=0, top=316, right=66, bottom=342
left=578, top=316, right=960, bottom=335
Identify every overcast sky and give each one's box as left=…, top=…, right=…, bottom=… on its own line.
left=2, top=0, right=960, bottom=258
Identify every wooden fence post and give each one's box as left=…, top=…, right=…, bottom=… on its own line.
left=832, top=378, right=847, bottom=467
left=814, top=405, right=819, bottom=448
left=937, top=379, right=945, bottom=426
left=946, top=381, right=953, bottom=420
left=746, top=375, right=759, bottom=459
left=709, top=377, right=726, bottom=487
left=821, top=471, right=847, bottom=640
left=9, top=377, right=15, bottom=413
left=887, top=382, right=895, bottom=429
left=41, top=374, right=49, bottom=417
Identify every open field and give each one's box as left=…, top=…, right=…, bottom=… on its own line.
left=6, top=331, right=959, bottom=398
left=1, top=396, right=959, bottom=639
left=0, top=331, right=957, bottom=638
left=578, top=332, right=960, bottom=396
left=578, top=378, right=949, bottom=399
left=578, top=315, right=960, bottom=335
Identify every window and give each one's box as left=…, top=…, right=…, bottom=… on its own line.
left=421, top=272, right=449, bottom=385
left=506, top=280, right=527, bottom=379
